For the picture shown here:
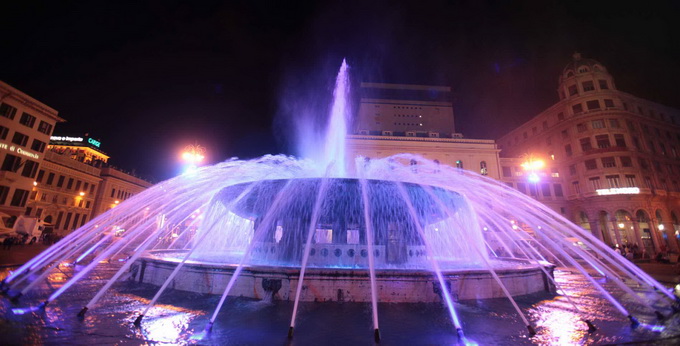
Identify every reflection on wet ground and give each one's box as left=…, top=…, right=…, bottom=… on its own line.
left=1, top=265, right=679, bottom=345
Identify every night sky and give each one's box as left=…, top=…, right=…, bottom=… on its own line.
left=2, top=1, right=679, bottom=181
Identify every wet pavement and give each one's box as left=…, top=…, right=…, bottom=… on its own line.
left=1, top=259, right=680, bottom=345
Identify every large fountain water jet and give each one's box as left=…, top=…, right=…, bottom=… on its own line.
left=2, top=59, right=679, bottom=344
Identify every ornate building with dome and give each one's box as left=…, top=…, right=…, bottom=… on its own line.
left=497, top=53, right=680, bottom=255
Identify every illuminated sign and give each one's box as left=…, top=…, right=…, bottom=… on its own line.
left=0, top=142, right=40, bottom=160
left=50, top=136, right=83, bottom=142
left=50, top=135, right=102, bottom=148
left=87, top=138, right=101, bottom=147
left=596, top=187, right=640, bottom=196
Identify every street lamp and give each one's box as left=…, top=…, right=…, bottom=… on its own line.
left=521, top=155, right=545, bottom=196
left=180, top=144, right=207, bottom=174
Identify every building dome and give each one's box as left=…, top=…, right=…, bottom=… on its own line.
left=561, top=52, right=608, bottom=79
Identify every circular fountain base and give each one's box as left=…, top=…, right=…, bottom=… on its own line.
left=133, top=251, right=555, bottom=303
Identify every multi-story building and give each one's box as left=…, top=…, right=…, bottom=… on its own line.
left=0, top=81, right=64, bottom=221
left=497, top=53, right=680, bottom=254
left=349, top=82, right=501, bottom=178
left=27, top=134, right=153, bottom=234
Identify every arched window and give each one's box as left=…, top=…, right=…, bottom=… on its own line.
left=480, top=161, right=488, bottom=175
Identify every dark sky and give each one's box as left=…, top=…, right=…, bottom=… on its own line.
left=2, top=1, right=679, bottom=181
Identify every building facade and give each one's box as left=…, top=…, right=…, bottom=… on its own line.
left=0, top=81, right=64, bottom=221
left=355, top=83, right=458, bottom=138
left=497, top=53, right=680, bottom=254
left=349, top=82, right=501, bottom=178
left=27, top=134, right=153, bottom=234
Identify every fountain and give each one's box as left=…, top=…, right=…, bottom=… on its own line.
left=2, top=59, right=679, bottom=344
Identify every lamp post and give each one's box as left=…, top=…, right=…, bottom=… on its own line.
left=520, top=155, right=545, bottom=198
left=180, top=144, right=207, bottom=174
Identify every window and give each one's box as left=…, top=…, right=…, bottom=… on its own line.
left=90, top=184, right=96, bottom=194
left=11, top=132, right=29, bottom=147
left=585, top=159, right=597, bottom=170
left=568, top=85, right=578, bottom=96
left=577, top=123, right=587, bottom=132
left=455, top=160, right=463, bottom=169
left=645, top=177, right=653, bottom=189
left=625, top=175, right=637, bottom=187
left=599, top=80, right=609, bottom=90
left=37, top=121, right=53, bottom=135
left=75, top=180, right=82, bottom=191
left=554, top=184, right=564, bottom=197
left=565, top=144, right=572, bottom=156
left=572, top=104, right=583, bottom=114
left=604, top=99, right=615, bottom=108
left=21, top=160, right=38, bottom=178
left=73, top=214, right=81, bottom=229
left=10, top=189, right=29, bottom=207
left=557, top=112, right=565, bottom=121
left=502, top=166, right=511, bottom=177
left=30, top=139, right=46, bottom=153
left=541, top=183, right=551, bottom=197
left=19, top=112, right=36, bottom=128
left=639, top=158, right=649, bottom=170
left=516, top=183, right=526, bottom=194
left=0, top=185, right=9, bottom=205
left=613, top=134, right=626, bottom=147
left=659, top=142, right=667, bottom=156
left=561, top=129, right=569, bottom=139
left=36, top=170, right=45, bottom=182
left=589, top=177, right=602, bottom=190
left=648, top=140, right=656, bottom=154
left=596, top=135, right=610, bottom=148
left=626, top=120, right=635, bottom=131
left=592, top=120, right=605, bottom=129
left=56, top=175, right=65, bottom=188
left=1, top=154, right=21, bottom=172
left=111, top=188, right=116, bottom=198
left=582, top=81, right=595, bottom=91
left=572, top=181, right=581, bottom=194
left=64, top=213, right=72, bottom=230
left=0, top=103, right=17, bottom=119
left=66, top=178, right=74, bottom=190
left=632, top=136, right=640, bottom=149
left=569, top=164, right=577, bottom=175
left=620, top=156, right=633, bottom=167
left=46, top=172, right=55, bottom=185
left=601, top=157, right=616, bottom=168
left=587, top=100, right=601, bottom=110
left=529, top=184, right=538, bottom=196
left=0, top=125, right=7, bottom=140
left=580, top=138, right=593, bottom=152
left=480, top=161, right=487, bottom=176
left=606, top=175, right=621, bottom=188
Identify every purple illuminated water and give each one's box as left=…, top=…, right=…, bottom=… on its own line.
left=2, top=60, right=679, bottom=344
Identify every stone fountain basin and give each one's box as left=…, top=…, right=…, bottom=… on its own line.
left=132, top=250, right=555, bottom=303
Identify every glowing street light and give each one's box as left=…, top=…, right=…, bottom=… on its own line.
left=79, top=191, right=86, bottom=197
left=181, top=144, right=206, bottom=164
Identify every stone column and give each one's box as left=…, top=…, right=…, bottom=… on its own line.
left=610, top=218, right=622, bottom=246
left=631, top=221, right=643, bottom=248
left=588, top=220, right=604, bottom=243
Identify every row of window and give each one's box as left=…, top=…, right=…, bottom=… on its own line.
left=0, top=185, right=30, bottom=207
left=505, top=182, right=564, bottom=198
left=571, top=175, right=680, bottom=194
left=0, top=126, right=47, bottom=152
left=0, top=102, right=54, bottom=135
left=36, top=170, right=97, bottom=195
left=53, top=210, right=88, bottom=230
left=35, top=191, right=92, bottom=208
left=110, top=187, right=134, bottom=200
left=1, top=154, right=39, bottom=179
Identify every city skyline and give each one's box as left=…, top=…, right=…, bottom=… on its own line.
left=2, top=1, right=679, bottom=180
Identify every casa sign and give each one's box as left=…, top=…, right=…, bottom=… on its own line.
left=596, top=187, right=640, bottom=196
left=50, top=135, right=101, bottom=148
